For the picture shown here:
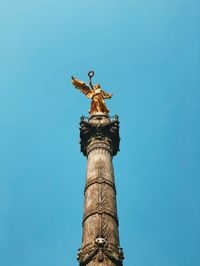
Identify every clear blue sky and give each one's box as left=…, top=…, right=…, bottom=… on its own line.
left=0, top=1, right=199, bottom=266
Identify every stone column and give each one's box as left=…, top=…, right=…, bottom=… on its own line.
left=77, top=113, right=124, bottom=266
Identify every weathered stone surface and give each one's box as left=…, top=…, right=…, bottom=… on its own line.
left=78, top=114, right=124, bottom=266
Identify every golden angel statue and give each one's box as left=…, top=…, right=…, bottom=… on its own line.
left=71, top=71, right=112, bottom=114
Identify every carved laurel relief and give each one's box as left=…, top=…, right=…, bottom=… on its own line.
left=94, top=160, right=108, bottom=240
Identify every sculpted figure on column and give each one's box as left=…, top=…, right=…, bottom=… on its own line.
left=71, top=71, right=112, bottom=114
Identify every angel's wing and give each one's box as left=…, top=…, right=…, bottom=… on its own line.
left=101, top=89, right=113, bottom=99
left=71, top=77, right=93, bottom=99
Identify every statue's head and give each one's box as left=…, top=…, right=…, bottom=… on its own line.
left=94, top=84, right=101, bottom=89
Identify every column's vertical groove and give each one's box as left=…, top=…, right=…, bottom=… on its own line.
left=77, top=114, right=124, bottom=266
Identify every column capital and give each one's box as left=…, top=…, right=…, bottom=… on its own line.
left=80, top=115, right=120, bottom=157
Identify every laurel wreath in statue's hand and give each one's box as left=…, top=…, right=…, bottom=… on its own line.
left=88, top=71, right=94, bottom=78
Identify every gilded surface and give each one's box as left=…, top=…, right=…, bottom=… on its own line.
left=71, top=71, right=112, bottom=114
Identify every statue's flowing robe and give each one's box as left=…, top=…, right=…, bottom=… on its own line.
left=90, top=92, right=109, bottom=114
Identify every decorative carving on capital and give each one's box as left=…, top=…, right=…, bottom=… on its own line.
left=80, top=115, right=120, bottom=156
